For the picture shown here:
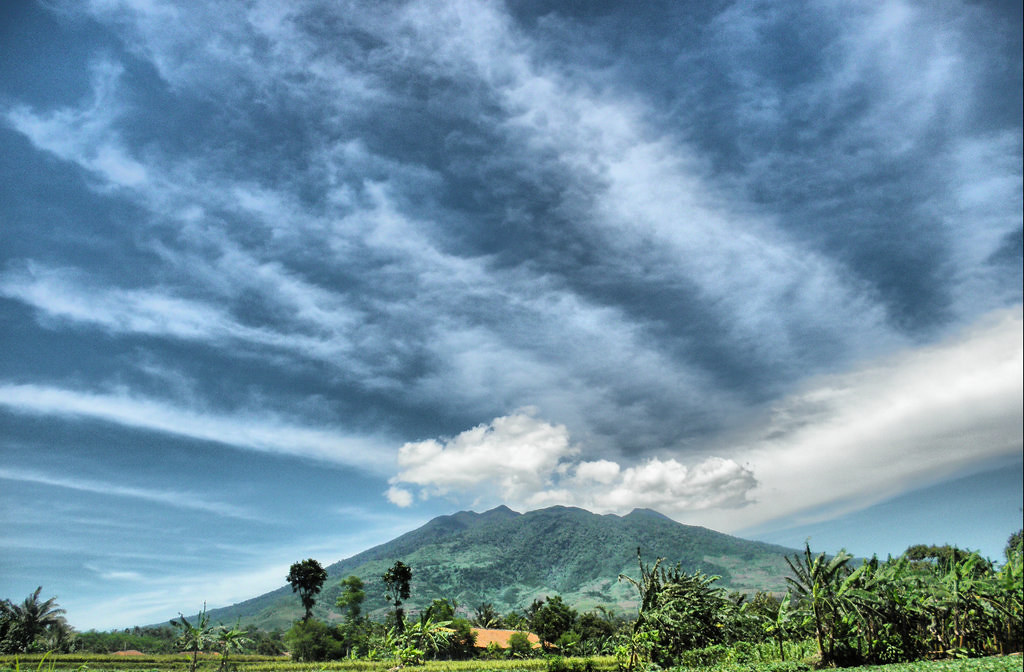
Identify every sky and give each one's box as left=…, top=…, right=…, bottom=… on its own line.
left=0, top=0, right=1021, bottom=631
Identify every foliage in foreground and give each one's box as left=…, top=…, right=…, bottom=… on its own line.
left=3, top=652, right=1024, bottom=672
left=2, top=528, right=1020, bottom=671
left=0, top=652, right=615, bottom=672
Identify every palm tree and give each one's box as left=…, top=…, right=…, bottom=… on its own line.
left=471, top=603, right=501, bottom=628
left=0, top=587, right=66, bottom=653
left=41, top=617, right=77, bottom=653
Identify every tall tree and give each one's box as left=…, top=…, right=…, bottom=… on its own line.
left=287, top=559, right=328, bottom=622
left=530, top=595, right=576, bottom=651
left=382, top=561, right=413, bottom=633
left=1005, top=529, right=1023, bottom=562
left=336, top=575, right=365, bottom=623
left=0, top=587, right=66, bottom=653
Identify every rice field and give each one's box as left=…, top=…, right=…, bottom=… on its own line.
left=3, top=653, right=1022, bottom=672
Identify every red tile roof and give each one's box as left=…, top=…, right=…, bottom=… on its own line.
left=471, top=628, right=542, bottom=649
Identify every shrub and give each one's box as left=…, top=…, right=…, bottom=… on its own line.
left=283, top=620, right=342, bottom=662
left=508, top=632, right=536, bottom=658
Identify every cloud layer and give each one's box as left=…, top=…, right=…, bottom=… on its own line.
left=0, top=0, right=1020, bottom=628
left=387, top=308, right=1021, bottom=530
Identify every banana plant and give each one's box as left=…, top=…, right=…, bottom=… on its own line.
left=215, top=621, right=251, bottom=672
left=756, top=591, right=794, bottom=662
left=785, top=543, right=853, bottom=666
left=171, top=604, right=216, bottom=672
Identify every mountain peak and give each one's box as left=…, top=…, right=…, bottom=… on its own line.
left=626, top=508, right=674, bottom=521
left=482, top=504, right=520, bottom=517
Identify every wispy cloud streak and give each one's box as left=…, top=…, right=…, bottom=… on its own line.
left=0, top=384, right=391, bottom=472
left=0, top=467, right=257, bottom=520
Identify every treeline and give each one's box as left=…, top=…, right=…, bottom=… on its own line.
left=617, top=533, right=1023, bottom=670
left=2, top=530, right=1020, bottom=670
left=278, top=558, right=619, bottom=665
left=69, top=627, right=287, bottom=657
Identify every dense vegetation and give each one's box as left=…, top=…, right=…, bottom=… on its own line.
left=2, top=519, right=1020, bottom=671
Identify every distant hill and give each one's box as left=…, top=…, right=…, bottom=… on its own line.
left=203, top=505, right=799, bottom=630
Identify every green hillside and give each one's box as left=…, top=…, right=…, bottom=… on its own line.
left=203, top=505, right=798, bottom=630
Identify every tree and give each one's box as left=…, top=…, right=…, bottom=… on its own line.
left=336, top=575, right=365, bottom=622
left=502, top=610, right=530, bottom=631
left=507, top=631, right=535, bottom=658
left=441, top=618, right=477, bottom=659
left=1006, top=529, right=1023, bottom=562
left=0, top=599, right=16, bottom=654
left=0, top=587, right=67, bottom=653
left=785, top=543, right=853, bottom=666
left=618, top=548, right=730, bottom=669
left=400, top=614, right=452, bottom=664
left=250, top=629, right=286, bottom=656
left=41, top=617, right=77, bottom=653
left=215, top=622, right=251, bottom=672
left=426, top=598, right=457, bottom=622
left=171, top=604, right=216, bottom=672
left=750, top=591, right=795, bottom=661
left=287, top=559, right=328, bottom=622
left=643, top=568, right=728, bottom=662
left=530, top=595, right=576, bottom=650
left=382, top=561, right=412, bottom=633
left=334, top=574, right=368, bottom=657
left=285, top=618, right=342, bottom=662
left=905, top=544, right=992, bottom=574
left=618, top=549, right=669, bottom=671
left=576, top=608, right=617, bottom=655
left=472, top=602, right=501, bottom=628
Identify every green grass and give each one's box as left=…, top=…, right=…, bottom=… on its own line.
left=1, top=654, right=1019, bottom=672
left=833, top=656, right=1024, bottom=672
left=0, top=654, right=615, bottom=672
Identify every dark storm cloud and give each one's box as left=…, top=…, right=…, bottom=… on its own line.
left=1, top=0, right=1020, bottom=479
left=510, top=0, right=1022, bottom=329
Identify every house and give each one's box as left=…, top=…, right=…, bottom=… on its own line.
left=471, top=628, right=543, bottom=650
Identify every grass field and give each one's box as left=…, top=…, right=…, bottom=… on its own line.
left=1, top=653, right=1022, bottom=672
left=2, top=653, right=612, bottom=672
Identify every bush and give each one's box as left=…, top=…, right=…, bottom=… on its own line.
left=508, top=631, right=536, bottom=658
left=283, top=620, right=342, bottom=662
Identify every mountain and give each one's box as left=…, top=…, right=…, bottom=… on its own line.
left=203, top=505, right=799, bottom=630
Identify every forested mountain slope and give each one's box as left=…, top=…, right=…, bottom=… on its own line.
left=203, top=505, right=798, bottom=630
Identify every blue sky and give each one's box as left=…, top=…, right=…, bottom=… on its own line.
left=0, top=0, right=1021, bottom=631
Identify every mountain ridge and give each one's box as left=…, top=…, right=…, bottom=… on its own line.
left=201, top=505, right=799, bottom=630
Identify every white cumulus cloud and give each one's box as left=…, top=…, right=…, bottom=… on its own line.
left=392, top=409, right=577, bottom=501
left=388, top=410, right=757, bottom=515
